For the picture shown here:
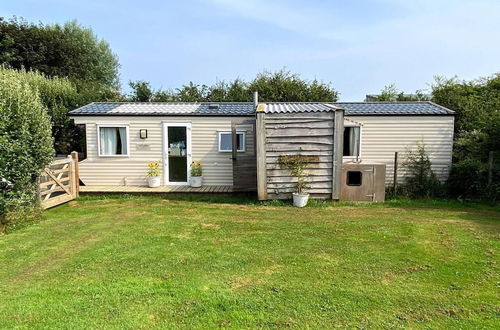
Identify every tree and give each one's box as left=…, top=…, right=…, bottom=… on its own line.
left=0, top=17, right=120, bottom=88
left=0, top=17, right=123, bottom=155
left=176, top=82, right=210, bottom=102
left=371, top=84, right=430, bottom=101
left=129, top=80, right=154, bottom=102
left=249, top=69, right=337, bottom=102
left=432, top=74, right=500, bottom=200
left=0, top=67, right=54, bottom=228
left=125, top=69, right=337, bottom=103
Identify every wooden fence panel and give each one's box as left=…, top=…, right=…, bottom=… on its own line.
left=264, top=112, right=336, bottom=199
left=232, top=155, right=257, bottom=192
left=38, top=152, right=79, bottom=209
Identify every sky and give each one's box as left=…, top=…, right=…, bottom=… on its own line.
left=1, top=0, right=499, bottom=101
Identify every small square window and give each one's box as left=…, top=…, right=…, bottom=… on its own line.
left=218, top=132, right=245, bottom=152
left=347, top=171, right=362, bottom=186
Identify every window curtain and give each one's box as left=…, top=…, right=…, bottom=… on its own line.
left=100, top=127, right=127, bottom=155
left=118, top=127, right=127, bottom=154
left=348, top=127, right=360, bottom=156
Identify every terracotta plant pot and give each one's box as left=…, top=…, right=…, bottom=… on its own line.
left=147, top=176, right=161, bottom=188
left=190, top=176, right=203, bottom=188
left=293, top=193, right=309, bottom=207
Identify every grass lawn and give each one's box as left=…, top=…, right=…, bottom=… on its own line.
left=0, top=195, right=498, bottom=329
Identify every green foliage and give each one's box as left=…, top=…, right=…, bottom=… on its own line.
left=129, top=80, right=154, bottom=102
left=278, top=154, right=319, bottom=194
left=190, top=161, right=203, bottom=177
left=127, top=69, right=337, bottom=103
left=0, top=17, right=123, bottom=154
left=401, top=143, right=442, bottom=198
left=17, top=69, right=82, bottom=154
left=372, top=84, right=430, bottom=101
left=248, top=69, right=337, bottom=102
left=432, top=74, right=500, bottom=201
left=0, top=17, right=120, bottom=88
left=0, top=67, right=54, bottom=227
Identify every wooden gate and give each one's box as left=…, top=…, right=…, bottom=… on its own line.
left=38, top=152, right=79, bottom=209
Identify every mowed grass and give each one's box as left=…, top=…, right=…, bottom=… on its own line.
left=0, top=196, right=498, bottom=329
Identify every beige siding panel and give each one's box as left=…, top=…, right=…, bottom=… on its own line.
left=344, top=116, right=454, bottom=184
left=72, top=116, right=254, bottom=186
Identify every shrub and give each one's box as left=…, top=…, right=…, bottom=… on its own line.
left=278, top=154, right=319, bottom=194
left=0, top=67, right=54, bottom=228
left=400, top=143, right=442, bottom=198
left=432, top=74, right=500, bottom=201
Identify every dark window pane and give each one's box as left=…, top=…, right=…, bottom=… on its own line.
left=347, top=171, right=362, bottom=186
left=168, top=126, right=187, bottom=182
left=219, top=132, right=244, bottom=151
left=237, top=133, right=244, bottom=151
left=220, top=133, right=232, bottom=151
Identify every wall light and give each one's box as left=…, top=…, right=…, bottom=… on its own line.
left=139, top=129, right=148, bottom=139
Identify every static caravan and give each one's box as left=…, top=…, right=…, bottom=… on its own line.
left=69, top=99, right=454, bottom=201
left=70, top=102, right=256, bottom=189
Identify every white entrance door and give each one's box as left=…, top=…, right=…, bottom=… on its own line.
left=163, top=123, right=192, bottom=185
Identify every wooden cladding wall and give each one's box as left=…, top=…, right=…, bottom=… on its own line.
left=232, top=155, right=257, bottom=192
left=232, top=119, right=257, bottom=192
left=264, top=112, right=335, bottom=199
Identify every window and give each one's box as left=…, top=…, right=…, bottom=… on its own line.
left=98, top=125, right=129, bottom=156
left=343, top=126, right=361, bottom=157
left=347, top=171, right=363, bottom=186
left=218, top=131, right=245, bottom=152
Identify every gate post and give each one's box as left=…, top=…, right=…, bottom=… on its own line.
left=71, top=151, right=80, bottom=197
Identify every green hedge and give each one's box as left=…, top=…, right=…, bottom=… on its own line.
left=0, top=67, right=54, bottom=229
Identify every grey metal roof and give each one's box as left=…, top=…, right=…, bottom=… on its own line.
left=262, top=103, right=339, bottom=113
left=335, top=102, right=455, bottom=116
left=263, top=101, right=454, bottom=116
left=70, top=101, right=454, bottom=117
left=69, top=102, right=255, bottom=116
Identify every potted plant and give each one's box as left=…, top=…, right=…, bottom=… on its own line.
left=146, top=161, right=161, bottom=187
left=278, top=154, right=318, bottom=207
left=190, top=161, right=203, bottom=187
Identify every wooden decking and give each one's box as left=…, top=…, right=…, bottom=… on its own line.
left=80, top=185, right=233, bottom=193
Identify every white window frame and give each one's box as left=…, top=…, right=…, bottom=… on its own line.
left=218, top=131, right=246, bottom=153
left=97, top=124, right=130, bottom=157
left=343, top=125, right=362, bottom=159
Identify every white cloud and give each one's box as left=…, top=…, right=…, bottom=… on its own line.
left=203, top=0, right=500, bottom=99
